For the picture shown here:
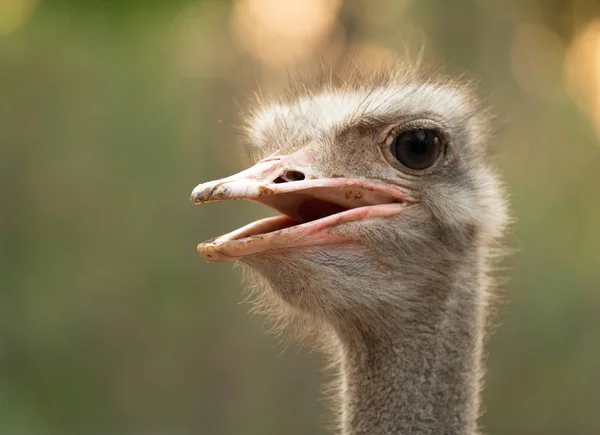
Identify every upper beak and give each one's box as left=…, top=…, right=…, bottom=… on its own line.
left=190, top=150, right=405, bottom=221
left=190, top=149, right=410, bottom=261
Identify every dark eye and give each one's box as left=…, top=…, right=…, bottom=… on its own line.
left=390, top=129, right=444, bottom=170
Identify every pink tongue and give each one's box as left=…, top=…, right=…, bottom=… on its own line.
left=296, top=199, right=348, bottom=223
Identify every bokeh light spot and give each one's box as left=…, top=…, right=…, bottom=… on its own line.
left=231, top=0, right=342, bottom=66
left=564, top=19, right=600, bottom=144
left=0, top=0, right=38, bottom=36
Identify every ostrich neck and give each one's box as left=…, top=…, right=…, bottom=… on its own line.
left=336, top=276, right=485, bottom=435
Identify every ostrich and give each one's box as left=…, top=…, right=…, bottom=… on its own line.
left=190, top=62, right=508, bottom=435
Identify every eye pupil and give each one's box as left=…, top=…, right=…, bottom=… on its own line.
left=390, top=129, right=444, bottom=170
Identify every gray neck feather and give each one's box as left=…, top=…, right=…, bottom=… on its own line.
left=335, top=274, right=484, bottom=435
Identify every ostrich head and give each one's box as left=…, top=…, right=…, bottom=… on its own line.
left=192, top=65, right=506, bottom=334
left=190, top=63, right=508, bottom=434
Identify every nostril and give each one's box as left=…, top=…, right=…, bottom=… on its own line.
left=273, top=170, right=306, bottom=183
left=283, top=170, right=305, bottom=182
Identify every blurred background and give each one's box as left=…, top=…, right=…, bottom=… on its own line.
left=1, top=0, right=599, bottom=434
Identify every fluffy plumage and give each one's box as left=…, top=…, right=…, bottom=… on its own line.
left=199, top=60, right=509, bottom=435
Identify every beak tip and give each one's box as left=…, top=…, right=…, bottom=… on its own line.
left=190, top=190, right=203, bottom=204
left=191, top=182, right=218, bottom=204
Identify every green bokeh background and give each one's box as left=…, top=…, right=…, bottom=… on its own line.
left=1, top=1, right=599, bottom=434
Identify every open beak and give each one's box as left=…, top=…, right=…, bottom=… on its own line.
left=190, top=149, right=410, bottom=262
